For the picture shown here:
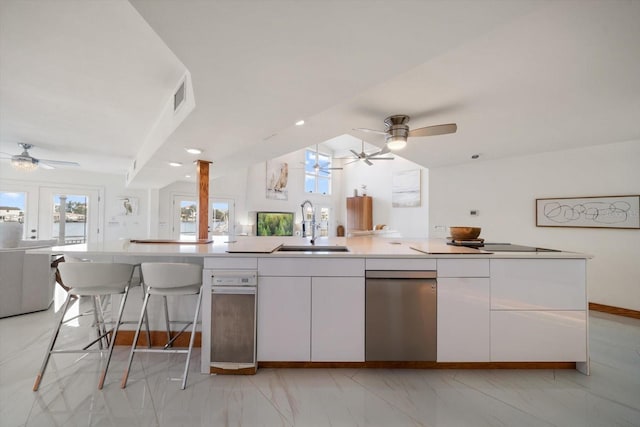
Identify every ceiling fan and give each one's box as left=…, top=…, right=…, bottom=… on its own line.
left=0, top=143, right=81, bottom=171
left=338, top=140, right=394, bottom=166
left=354, top=114, right=457, bottom=150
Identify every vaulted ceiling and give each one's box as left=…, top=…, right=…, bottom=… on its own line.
left=1, top=1, right=639, bottom=188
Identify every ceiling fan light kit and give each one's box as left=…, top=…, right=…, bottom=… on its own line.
left=1, top=143, right=81, bottom=171
left=11, top=155, right=38, bottom=171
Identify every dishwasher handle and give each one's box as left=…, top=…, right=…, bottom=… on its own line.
left=365, top=270, right=436, bottom=279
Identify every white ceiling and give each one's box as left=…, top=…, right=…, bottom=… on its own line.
left=1, top=0, right=639, bottom=188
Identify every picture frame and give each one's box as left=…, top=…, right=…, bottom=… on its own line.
left=536, top=195, right=640, bottom=229
left=266, top=161, right=289, bottom=200
left=392, top=169, right=421, bottom=207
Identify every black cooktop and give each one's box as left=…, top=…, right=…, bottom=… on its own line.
left=475, top=243, right=560, bottom=252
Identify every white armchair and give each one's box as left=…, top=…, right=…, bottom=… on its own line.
left=0, top=242, right=59, bottom=318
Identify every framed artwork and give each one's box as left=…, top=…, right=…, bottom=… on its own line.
left=536, top=195, right=640, bottom=229
left=392, top=169, right=421, bottom=207
left=117, top=196, right=139, bottom=216
left=266, top=161, right=288, bottom=200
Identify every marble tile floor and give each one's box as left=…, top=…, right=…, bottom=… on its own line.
left=1, top=303, right=639, bottom=427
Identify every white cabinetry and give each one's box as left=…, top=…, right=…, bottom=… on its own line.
left=437, top=260, right=490, bottom=362
left=311, top=277, right=364, bottom=361
left=257, top=258, right=365, bottom=362
left=257, top=276, right=311, bottom=361
left=490, top=259, right=587, bottom=363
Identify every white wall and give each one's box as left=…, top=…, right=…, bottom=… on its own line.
left=244, top=149, right=344, bottom=236
left=0, top=167, right=150, bottom=242
left=340, top=156, right=429, bottom=238
left=429, top=139, right=640, bottom=311
left=157, top=147, right=345, bottom=238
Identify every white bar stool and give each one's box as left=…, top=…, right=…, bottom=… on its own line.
left=33, top=262, right=135, bottom=391
left=121, top=262, right=203, bottom=390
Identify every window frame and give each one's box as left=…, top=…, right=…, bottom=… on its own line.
left=304, top=148, right=333, bottom=195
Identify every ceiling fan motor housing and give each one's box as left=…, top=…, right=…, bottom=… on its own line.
left=384, top=115, right=410, bottom=145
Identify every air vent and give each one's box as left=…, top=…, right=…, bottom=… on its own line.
left=174, top=80, right=186, bottom=112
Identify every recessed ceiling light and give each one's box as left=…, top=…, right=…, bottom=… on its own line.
left=185, top=148, right=202, bottom=155
left=169, top=162, right=182, bottom=167
left=295, top=120, right=305, bottom=126
left=185, top=174, right=191, bottom=178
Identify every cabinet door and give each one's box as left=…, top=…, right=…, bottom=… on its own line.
left=491, top=259, right=586, bottom=310
left=491, top=311, right=587, bottom=362
left=346, top=196, right=372, bottom=231
left=257, top=276, right=311, bottom=361
left=437, top=278, right=490, bottom=362
left=311, top=277, right=365, bottom=361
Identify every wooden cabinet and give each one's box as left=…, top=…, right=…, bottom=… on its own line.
left=346, top=196, right=372, bottom=232
left=311, top=277, right=365, bottom=362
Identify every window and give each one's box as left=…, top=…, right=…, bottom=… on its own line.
left=0, top=191, right=26, bottom=224
left=304, top=149, right=332, bottom=195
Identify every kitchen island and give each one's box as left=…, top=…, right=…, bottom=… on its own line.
left=37, top=236, right=590, bottom=374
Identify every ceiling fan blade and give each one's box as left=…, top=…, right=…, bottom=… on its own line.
left=364, top=159, right=373, bottom=166
left=353, top=128, right=387, bottom=135
left=408, top=123, right=457, bottom=137
left=368, top=157, right=394, bottom=160
left=349, top=149, right=361, bottom=158
left=40, top=159, right=81, bottom=167
left=344, top=159, right=360, bottom=166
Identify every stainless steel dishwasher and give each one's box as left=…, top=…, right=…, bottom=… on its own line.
left=365, top=270, right=437, bottom=361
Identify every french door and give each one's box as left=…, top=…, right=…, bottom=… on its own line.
left=172, top=195, right=234, bottom=241
left=38, top=186, right=101, bottom=244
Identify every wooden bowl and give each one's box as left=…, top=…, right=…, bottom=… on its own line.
left=449, top=226, right=481, bottom=240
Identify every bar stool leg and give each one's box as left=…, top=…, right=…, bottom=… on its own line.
left=33, top=293, right=73, bottom=391
left=163, top=296, right=171, bottom=347
left=121, top=290, right=151, bottom=388
left=137, top=266, right=152, bottom=348
left=181, top=288, right=203, bottom=390
left=98, top=285, right=131, bottom=390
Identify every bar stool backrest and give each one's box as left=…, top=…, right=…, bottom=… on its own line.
left=58, top=263, right=134, bottom=292
left=141, top=263, right=202, bottom=289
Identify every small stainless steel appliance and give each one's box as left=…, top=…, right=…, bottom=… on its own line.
left=203, top=270, right=258, bottom=374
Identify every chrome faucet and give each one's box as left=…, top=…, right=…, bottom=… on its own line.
left=300, top=200, right=317, bottom=244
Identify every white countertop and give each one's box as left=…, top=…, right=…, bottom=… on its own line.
left=31, top=236, right=591, bottom=259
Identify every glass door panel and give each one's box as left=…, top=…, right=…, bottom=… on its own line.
left=0, top=191, right=27, bottom=243
left=210, top=198, right=234, bottom=241
left=38, top=187, right=100, bottom=244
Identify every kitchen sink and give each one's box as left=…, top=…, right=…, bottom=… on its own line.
left=276, top=245, right=350, bottom=252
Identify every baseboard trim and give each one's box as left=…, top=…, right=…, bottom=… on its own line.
left=114, top=330, right=201, bottom=347
left=589, top=302, right=640, bottom=320
left=258, top=361, right=577, bottom=370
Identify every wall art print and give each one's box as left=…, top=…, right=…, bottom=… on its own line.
left=536, top=195, right=640, bottom=229
left=392, top=169, right=421, bottom=207
left=266, top=161, right=289, bottom=200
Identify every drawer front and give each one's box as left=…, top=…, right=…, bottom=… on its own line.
left=365, top=258, right=436, bottom=271
left=259, top=258, right=364, bottom=277
left=437, top=259, right=490, bottom=277
left=491, top=310, right=587, bottom=362
left=204, top=257, right=258, bottom=270
left=491, top=259, right=586, bottom=310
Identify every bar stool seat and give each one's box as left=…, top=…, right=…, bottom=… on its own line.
left=33, top=262, right=135, bottom=391
left=121, top=262, right=203, bottom=390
